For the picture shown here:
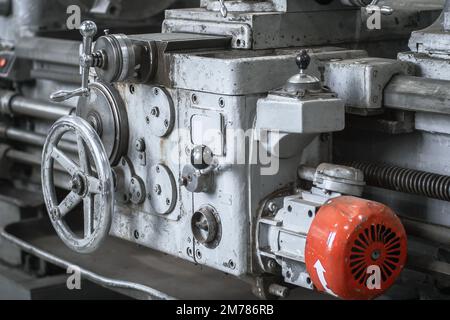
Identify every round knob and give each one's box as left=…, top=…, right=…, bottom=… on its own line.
left=296, top=50, right=311, bottom=72
left=79, top=20, right=97, bottom=38
left=191, top=145, right=214, bottom=170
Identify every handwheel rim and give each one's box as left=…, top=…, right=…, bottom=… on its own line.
left=41, top=115, right=113, bottom=254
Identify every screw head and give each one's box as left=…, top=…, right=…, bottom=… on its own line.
left=219, top=97, right=225, bottom=108
left=371, top=249, right=381, bottom=261
left=135, top=138, right=145, bottom=152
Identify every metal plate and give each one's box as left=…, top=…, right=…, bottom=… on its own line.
left=77, top=81, right=129, bottom=166
left=146, top=87, right=174, bottom=137
left=148, top=164, right=176, bottom=215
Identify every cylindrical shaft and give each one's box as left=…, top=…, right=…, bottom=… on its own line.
left=9, top=96, right=73, bottom=120
left=6, top=149, right=64, bottom=172
left=2, top=126, right=77, bottom=153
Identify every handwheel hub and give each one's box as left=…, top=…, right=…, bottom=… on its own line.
left=70, top=173, right=87, bottom=196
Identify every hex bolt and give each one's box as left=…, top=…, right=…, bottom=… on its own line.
left=150, top=107, right=160, bottom=117
left=267, top=202, right=278, bottom=213
left=268, top=284, right=289, bottom=299
left=135, top=138, right=145, bottom=152
left=267, top=259, right=277, bottom=270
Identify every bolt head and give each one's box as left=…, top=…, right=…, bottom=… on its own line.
left=150, top=107, right=160, bottom=117
left=267, top=259, right=277, bottom=269
left=154, top=184, right=162, bottom=195
left=135, top=138, right=145, bottom=152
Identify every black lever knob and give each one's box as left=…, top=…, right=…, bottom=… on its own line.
left=296, top=50, right=311, bottom=72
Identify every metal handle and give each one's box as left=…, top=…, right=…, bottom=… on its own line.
left=50, top=21, right=98, bottom=102
left=366, top=0, right=393, bottom=15
left=50, top=88, right=88, bottom=103
left=217, top=0, right=228, bottom=18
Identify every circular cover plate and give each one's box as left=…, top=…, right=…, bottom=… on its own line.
left=148, top=164, right=176, bottom=215
left=147, top=87, right=174, bottom=137
left=77, top=81, right=128, bottom=166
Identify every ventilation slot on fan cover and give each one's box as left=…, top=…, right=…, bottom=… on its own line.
left=349, top=224, right=402, bottom=285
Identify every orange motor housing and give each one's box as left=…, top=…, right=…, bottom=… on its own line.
left=305, top=196, right=407, bottom=300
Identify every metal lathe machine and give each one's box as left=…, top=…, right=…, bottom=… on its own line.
left=0, top=0, right=449, bottom=300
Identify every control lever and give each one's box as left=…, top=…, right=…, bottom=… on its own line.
left=50, top=21, right=98, bottom=102
left=366, top=0, right=393, bottom=16
left=217, top=0, right=228, bottom=18
left=296, top=50, right=311, bottom=75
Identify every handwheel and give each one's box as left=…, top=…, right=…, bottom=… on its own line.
left=41, top=115, right=114, bottom=254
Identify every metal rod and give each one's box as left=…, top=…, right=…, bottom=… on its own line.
left=400, top=216, right=450, bottom=247
left=384, top=75, right=450, bottom=115
left=0, top=90, right=74, bottom=120
left=298, top=162, right=450, bottom=245
left=1, top=126, right=78, bottom=153
left=6, top=149, right=64, bottom=172
left=10, top=96, right=74, bottom=120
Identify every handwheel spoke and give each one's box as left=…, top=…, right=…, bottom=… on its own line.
left=87, top=175, right=102, bottom=194
left=77, top=133, right=91, bottom=174
left=51, top=147, right=80, bottom=176
left=58, top=191, right=82, bottom=217
left=83, top=195, right=95, bottom=237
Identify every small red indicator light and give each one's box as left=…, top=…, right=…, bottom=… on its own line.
left=0, top=57, right=7, bottom=68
